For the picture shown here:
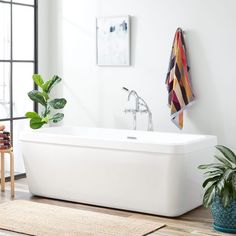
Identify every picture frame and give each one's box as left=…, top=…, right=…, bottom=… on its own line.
left=96, top=16, right=131, bottom=66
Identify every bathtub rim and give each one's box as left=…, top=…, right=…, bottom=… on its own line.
left=20, top=126, right=217, bottom=154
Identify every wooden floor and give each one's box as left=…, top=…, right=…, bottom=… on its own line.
left=0, top=178, right=233, bottom=236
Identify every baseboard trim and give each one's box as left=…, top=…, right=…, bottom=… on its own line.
left=1, top=173, right=26, bottom=183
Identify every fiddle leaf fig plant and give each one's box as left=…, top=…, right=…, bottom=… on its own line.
left=198, top=145, right=236, bottom=208
left=26, top=74, right=67, bottom=129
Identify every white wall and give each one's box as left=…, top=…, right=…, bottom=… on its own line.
left=38, top=0, right=49, bottom=78
left=39, top=0, right=236, bottom=148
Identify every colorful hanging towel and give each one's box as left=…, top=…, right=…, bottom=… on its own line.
left=166, top=28, right=194, bottom=129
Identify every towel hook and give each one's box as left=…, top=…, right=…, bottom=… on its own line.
left=177, top=27, right=185, bottom=34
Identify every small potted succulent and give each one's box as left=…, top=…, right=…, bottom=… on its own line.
left=198, top=145, right=236, bottom=233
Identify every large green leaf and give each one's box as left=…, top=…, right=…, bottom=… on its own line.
left=216, top=169, right=235, bottom=196
left=221, top=187, right=230, bottom=208
left=199, top=145, right=236, bottom=208
left=50, top=113, right=64, bottom=123
left=32, top=74, right=44, bottom=88
left=28, top=90, right=47, bottom=107
left=42, top=75, right=62, bottom=93
left=41, top=91, right=49, bottom=100
left=203, top=184, right=216, bottom=208
left=25, top=111, right=41, bottom=119
left=232, top=174, right=236, bottom=193
left=233, top=187, right=236, bottom=200
left=223, top=169, right=235, bottom=181
left=215, top=155, right=234, bottom=168
left=30, top=118, right=46, bottom=129
left=204, top=170, right=223, bottom=176
left=202, top=175, right=221, bottom=188
left=216, top=145, right=236, bottom=164
left=198, top=163, right=226, bottom=171
left=232, top=172, right=236, bottom=192
left=49, top=98, right=67, bottom=109
left=217, top=178, right=225, bottom=194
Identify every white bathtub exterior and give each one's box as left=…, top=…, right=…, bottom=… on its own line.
left=20, top=127, right=217, bottom=217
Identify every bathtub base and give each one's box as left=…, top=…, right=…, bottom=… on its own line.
left=22, top=142, right=214, bottom=217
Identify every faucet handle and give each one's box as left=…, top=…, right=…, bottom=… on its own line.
left=122, top=87, right=129, bottom=92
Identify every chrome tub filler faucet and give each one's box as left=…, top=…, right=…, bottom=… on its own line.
left=122, top=87, right=153, bottom=131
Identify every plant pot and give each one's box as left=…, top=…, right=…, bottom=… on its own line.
left=211, top=196, right=236, bottom=233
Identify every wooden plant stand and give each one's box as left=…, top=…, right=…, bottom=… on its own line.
left=0, top=148, right=15, bottom=198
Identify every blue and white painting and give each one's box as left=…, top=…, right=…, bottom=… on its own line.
left=96, top=16, right=130, bottom=66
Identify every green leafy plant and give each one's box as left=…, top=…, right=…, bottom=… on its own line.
left=198, top=145, right=236, bottom=208
left=26, top=74, right=67, bottom=129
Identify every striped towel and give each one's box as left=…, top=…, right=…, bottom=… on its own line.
left=166, top=28, right=194, bottom=129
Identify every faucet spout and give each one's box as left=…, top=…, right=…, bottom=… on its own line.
left=123, top=87, right=154, bottom=131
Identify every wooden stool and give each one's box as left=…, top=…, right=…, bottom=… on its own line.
left=0, top=148, right=14, bottom=198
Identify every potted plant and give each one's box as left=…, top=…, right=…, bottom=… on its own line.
left=26, top=74, right=67, bottom=129
left=198, top=145, right=236, bottom=233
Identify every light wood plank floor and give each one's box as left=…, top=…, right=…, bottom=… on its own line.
left=0, top=178, right=233, bottom=236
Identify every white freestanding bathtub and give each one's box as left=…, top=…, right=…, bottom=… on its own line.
left=20, top=127, right=217, bottom=217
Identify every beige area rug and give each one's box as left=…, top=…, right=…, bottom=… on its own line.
left=0, top=200, right=165, bottom=236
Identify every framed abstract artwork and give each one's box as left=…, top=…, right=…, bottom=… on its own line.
left=96, top=16, right=130, bottom=66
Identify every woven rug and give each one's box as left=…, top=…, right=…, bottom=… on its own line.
left=0, top=200, right=165, bottom=236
